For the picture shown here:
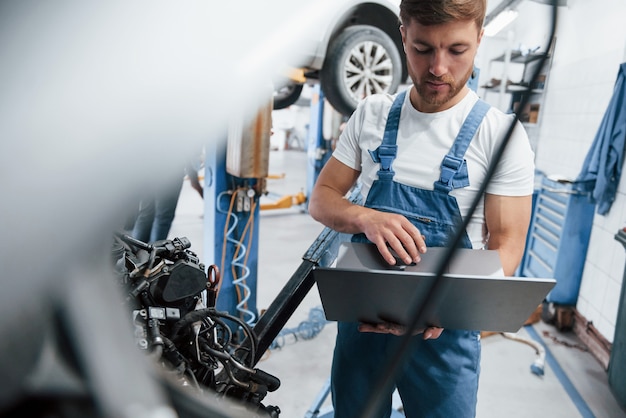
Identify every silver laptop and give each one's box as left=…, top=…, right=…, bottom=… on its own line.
left=313, top=242, right=555, bottom=333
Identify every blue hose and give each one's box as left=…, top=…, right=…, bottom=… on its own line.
left=270, top=306, right=329, bottom=350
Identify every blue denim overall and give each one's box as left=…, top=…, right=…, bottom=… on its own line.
left=331, top=90, right=490, bottom=418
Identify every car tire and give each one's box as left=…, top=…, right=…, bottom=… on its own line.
left=320, top=25, right=403, bottom=116
left=273, top=81, right=304, bottom=110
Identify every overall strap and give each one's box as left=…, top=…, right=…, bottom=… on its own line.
left=368, top=90, right=406, bottom=181
left=434, top=99, right=491, bottom=193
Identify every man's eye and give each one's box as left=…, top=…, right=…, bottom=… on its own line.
left=415, top=48, right=430, bottom=54
left=451, top=49, right=468, bottom=55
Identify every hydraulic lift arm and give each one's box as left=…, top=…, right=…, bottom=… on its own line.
left=250, top=187, right=361, bottom=365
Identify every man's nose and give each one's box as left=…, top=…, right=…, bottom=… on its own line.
left=429, top=52, right=448, bottom=77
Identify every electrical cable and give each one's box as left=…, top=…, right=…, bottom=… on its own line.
left=216, top=189, right=256, bottom=326
left=358, top=3, right=559, bottom=417
left=240, top=198, right=257, bottom=286
left=232, top=195, right=258, bottom=318
left=501, top=332, right=546, bottom=376
left=230, top=193, right=258, bottom=325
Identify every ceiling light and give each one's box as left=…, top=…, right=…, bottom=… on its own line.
left=484, top=9, right=519, bottom=37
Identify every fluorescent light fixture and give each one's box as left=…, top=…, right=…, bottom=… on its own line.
left=530, top=0, right=567, bottom=5
left=484, top=9, right=519, bottom=37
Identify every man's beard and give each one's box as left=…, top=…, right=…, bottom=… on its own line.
left=413, top=66, right=473, bottom=108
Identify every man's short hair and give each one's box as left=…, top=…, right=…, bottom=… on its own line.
left=399, top=0, right=487, bottom=30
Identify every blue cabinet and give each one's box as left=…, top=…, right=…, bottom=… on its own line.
left=520, top=176, right=595, bottom=305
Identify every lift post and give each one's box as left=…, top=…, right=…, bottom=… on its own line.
left=203, top=95, right=273, bottom=326
left=306, top=84, right=334, bottom=200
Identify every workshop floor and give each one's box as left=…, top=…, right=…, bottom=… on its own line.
left=169, top=126, right=626, bottom=417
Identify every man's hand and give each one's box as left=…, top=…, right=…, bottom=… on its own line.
left=359, top=322, right=444, bottom=339
left=308, top=156, right=427, bottom=264
left=360, top=209, right=427, bottom=265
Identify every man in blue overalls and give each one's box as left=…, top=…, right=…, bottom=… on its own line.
left=308, top=0, right=536, bottom=417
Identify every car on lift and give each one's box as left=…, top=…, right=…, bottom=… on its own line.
left=273, top=0, right=406, bottom=116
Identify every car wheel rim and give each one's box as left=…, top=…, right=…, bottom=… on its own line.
left=274, top=84, right=296, bottom=100
left=343, top=40, right=395, bottom=103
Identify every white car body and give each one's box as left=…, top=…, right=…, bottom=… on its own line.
left=300, top=0, right=402, bottom=69
left=274, top=0, right=407, bottom=115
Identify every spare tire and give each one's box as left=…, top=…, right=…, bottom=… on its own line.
left=320, top=25, right=403, bottom=116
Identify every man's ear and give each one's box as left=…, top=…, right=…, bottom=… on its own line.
left=400, top=25, right=406, bottom=52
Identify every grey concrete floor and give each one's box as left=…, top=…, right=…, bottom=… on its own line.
left=169, top=125, right=626, bottom=418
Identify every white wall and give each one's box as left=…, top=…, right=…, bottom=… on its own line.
left=479, top=0, right=626, bottom=343
left=538, top=0, right=626, bottom=344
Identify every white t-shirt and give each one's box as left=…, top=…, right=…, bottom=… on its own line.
left=333, top=87, right=535, bottom=249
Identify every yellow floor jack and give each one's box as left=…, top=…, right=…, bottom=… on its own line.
left=260, top=173, right=307, bottom=211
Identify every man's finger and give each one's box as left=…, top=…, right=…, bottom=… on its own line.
left=375, top=241, right=398, bottom=265
left=406, top=227, right=427, bottom=254
left=423, top=327, right=444, bottom=340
